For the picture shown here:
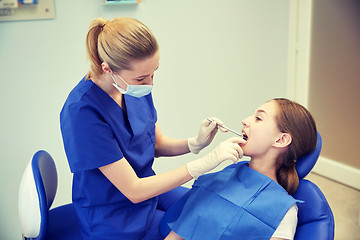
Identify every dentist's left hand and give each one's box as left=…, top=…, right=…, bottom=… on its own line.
left=188, top=117, right=224, bottom=154
left=187, top=137, right=245, bottom=179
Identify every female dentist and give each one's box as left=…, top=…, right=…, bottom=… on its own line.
left=60, top=17, right=244, bottom=240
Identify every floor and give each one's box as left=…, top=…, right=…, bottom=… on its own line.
left=306, top=172, right=360, bottom=240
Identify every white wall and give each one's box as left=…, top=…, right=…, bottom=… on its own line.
left=0, top=1, right=289, bottom=239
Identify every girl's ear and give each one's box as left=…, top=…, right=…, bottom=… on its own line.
left=101, top=62, right=113, bottom=74
left=274, top=133, right=292, bottom=148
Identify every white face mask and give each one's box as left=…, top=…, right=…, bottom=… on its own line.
left=111, top=73, right=153, bottom=98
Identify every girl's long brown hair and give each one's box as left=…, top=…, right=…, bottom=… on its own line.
left=273, top=98, right=317, bottom=195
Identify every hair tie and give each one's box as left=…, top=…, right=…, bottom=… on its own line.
left=100, top=20, right=110, bottom=30
left=103, top=20, right=111, bottom=29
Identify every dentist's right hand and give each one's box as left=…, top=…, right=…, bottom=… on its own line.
left=188, top=117, right=227, bottom=154
left=186, top=137, right=245, bottom=179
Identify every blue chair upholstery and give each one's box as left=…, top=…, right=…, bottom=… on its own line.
left=18, top=150, right=82, bottom=240
left=293, top=132, right=335, bottom=240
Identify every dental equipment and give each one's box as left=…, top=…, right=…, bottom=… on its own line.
left=207, top=118, right=243, bottom=138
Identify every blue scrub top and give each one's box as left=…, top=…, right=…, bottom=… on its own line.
left=60, top=77, right=158, bottom=239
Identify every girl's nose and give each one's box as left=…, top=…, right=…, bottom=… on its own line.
left=241, top=119, right=247, bottom=127
left=242, top=116, right=250, bottom=127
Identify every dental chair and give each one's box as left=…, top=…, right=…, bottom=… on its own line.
left=18, top=150, right=82, bottom=240
left=293, top=132, right=335, bottom=240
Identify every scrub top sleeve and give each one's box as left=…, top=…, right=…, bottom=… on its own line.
left=61, top=102, right=123, bottom=172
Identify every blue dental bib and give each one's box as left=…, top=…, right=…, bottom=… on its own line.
left=161, top=162, right=299, bottom=239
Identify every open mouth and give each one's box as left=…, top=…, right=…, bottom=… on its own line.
left=242, top=132, right=248, bottom=141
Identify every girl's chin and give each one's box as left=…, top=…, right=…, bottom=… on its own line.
left=239, top=142, right=250, bottom=157
left=239, top=141, right=248, bottom=147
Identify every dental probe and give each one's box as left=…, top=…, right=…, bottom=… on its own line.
left=207, top=118, right=243, bottom=138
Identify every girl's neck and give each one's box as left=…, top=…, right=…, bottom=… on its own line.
left=248, top=157, right=278, bottom=183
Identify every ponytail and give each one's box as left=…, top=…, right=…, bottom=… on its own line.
left=85, top=18, right=108, bottom=80
left=277, top=164, right=299, bottom=195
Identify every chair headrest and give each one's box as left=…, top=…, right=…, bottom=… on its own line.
left=296, top=132, right=322, bottom=179
left=31, top=150, right=58, bottom=209
left=18, top=150, right=58, bottom=239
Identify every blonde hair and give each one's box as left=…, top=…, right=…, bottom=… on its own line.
left=273, top=98, right=317, bottom=195
left=85, top=17, right=159, bottom=79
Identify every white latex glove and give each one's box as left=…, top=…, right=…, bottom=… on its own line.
left=186, top=137, right=245, bottom=179
left=188, top=117, right=224, bottom=154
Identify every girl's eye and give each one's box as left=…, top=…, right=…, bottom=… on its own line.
left=136, top=78, right=145, bottom=82
left=255, top=116, right=262, bottom=121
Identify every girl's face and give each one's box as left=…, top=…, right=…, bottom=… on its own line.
left=240, top=101, right=282, bottom=158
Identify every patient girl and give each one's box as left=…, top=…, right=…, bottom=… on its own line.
left=161, top=98, right=317, bottom=240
